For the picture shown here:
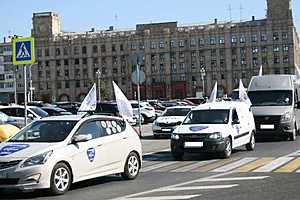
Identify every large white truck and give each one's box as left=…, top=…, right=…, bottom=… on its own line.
left=248, top=75, right=300, bottom=141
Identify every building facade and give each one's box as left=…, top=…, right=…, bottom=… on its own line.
left=30, top=0, right=300, bottom=102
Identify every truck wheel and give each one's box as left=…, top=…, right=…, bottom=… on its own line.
left=246, top=132, right=255, bottom=151
left=220, top=137, right=232, bottom=159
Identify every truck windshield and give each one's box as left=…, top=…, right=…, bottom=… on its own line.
left=183, top=109, right=230, bottom=124
left=248, top=90, right=292, bottom=106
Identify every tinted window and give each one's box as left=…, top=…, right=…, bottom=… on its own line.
left=183, top=109, right=230, bottom=124
left=0, top=108, right=16, bottom=116
left=98, top=119, right=126, bottom=136
left=77, top=121, right=100, bottom=139
left=9, top=121, right=77, bottom=143
left=248, top=90, right=292, bottom=106
left=232, top=109, right=239, bottom=122
left=163, top=108, right=191, bottom=116
left=30, top=107, right=49, bottom=117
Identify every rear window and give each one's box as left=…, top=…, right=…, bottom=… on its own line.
left=30, top=107, right=49, bottom=118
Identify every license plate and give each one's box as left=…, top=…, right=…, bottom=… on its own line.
left=184, top=142, right=203, bottom=148
left=260, top=124, right=275, bottom=129
left=162, top=128, right=172, bottom=132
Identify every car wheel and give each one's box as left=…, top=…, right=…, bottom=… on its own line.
left=220, top=137, right=232, bottom=159
left=49, top=163, right=72, bottom=195
left=289, top=127, right=297, bottom=141
left=121, top=152, right=140, bottom=180
left=246, top=132, right=255, bottom=151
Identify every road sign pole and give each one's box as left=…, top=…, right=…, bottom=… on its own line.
left=24, top=65, right=27, bottom=126
left=137, top=64, right=142, bottom=137
left=14, top=68, right=17, bottom=104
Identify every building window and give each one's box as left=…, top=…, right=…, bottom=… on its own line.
left=151, top=42, right=156, bottom=49
left=65, top=81, right=70, bottom=88
left=273, top=45, right=280, bottom=52
left=251, top=34, right=257, bottom=42
left=283, top=56, right=289, bottom=63
left=274, top=57, right=280, bottom=64
left=180, top=74, right=186, bottom=81
left=284, top=67, right=289, bottom=74
left=262, top=57, right=268, bottom=64
left=191, top=63, right=196, bottom=69
left=273, top=32, right=279, bottom=41
left=82, top=46, right=87, bottom=54
left=37, top=49, right=42, bottom=57
left=283, top=45, right=289, bottom=52
left=171, top=63, right=177, bottom=72
left=112, top=44, right=116, bottom=52
left=56, top=70, right=61, bottom=77
left=57, top=82, right=62, bottom=89
left=101, top=45, right=106, bottom=52
left=219, top=36, right=225, bottom=44
left=221, top=74, right=225, bottom=80
left=45, top=60, right=50, bottom=67
left=240, top=48, right=246, bottom=55
left=56, top=60, right=61, bottom=66
left=231, top=35, right=237, bottom=43
left=159, top=41, right=165, bottom=48
left=120, top=44, right=124, bottom=51
left=74, top=46, right=79, bottom=55
left=92, top=45, right=98, bottom=54
left=199, top=38, right=205, bottom=46
left=113, top=56, right=117, bottom=65
left=131, top=43, right=137, bottom=50
left=139, top=42, right=144, bottom=50
left=63, top=47, right=68, bottom=55
left=55, top=48, right=61, bottom=56
left=76, top=80, right=80, bottom=88
left=240, top=35, right=246, bottom=43
left=179, top=40, right=185, bottom=47
left=75, top=58, right=79, bottom=65
left=261, top=33, right=267, bottom=41
left=170, top=40, right=176, bottom=48
left=241, top=57, right=247, bottom=65
left=261, top=46, right=268, bottom=53
left=210, top=37, right=216, bottom=45
left=252, top=57, right=258, bottom=66
left=252, top=47, right=258, bottom=54
left=242, top=72, right=246, bottom=79
left=159, top=64, right=165, bottom=72
left=64, top=70, right=69, bottom=77
left=180, top=63, right=185, bottom=71
left=190, top=38, right=196, bottom=47
left=282, top=32, right=288, bottom=40
left=46, top=71, right=51, bottom=79
left=93, top=58, right=98, bottom=65
left=45, top=48, right=50, bottom=57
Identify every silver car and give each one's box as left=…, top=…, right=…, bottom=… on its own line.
left=0, top=115, right=142, bottom=195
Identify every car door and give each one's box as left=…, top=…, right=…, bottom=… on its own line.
left=231, top=108, right=242, bottom=148
left=236, top=107, right=250, bottom=145
left=70, top=120, right=106, bottom=179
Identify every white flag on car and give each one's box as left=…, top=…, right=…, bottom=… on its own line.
left=259, top=65, right=263, bottom=76
left=112, top=81, right=133, bottom=118
left=239, top=79, right=252, bottom=107
left=208, top=82, right=217, bottom=103
left=295, top=64, right=300, bottom=79
left=78, top=83, right=97, bottom=112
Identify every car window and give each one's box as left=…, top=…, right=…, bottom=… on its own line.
left=0, top=108, right=16, bottom=116
left=77, top=121, right=100, bottom=139
left=98, top=119, right=126, bottom=136
left=232, top=109, right=239, bottom=122
left=30, top=107, right=49, bottom=117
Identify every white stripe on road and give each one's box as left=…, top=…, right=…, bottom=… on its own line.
left=119, top=195, right=201, bottom=200
left=284, top=150, right=300, bottom=157
left=196, top=176, right=269, bottom=182
left=253, top=157, right=294, bottom=172
left=141, top=162, right=177, bottom=172
left=158, top=184, right=239, bottom=191
left=143, top=149, right=170, bottom=156
left=211, top=157, right=258, bottom=172
left=171, top=160, right=217, bottom=173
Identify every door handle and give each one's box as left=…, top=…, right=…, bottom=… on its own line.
left=122, top=137, right=128, bottom=140
left=97, top=144, right=103, bottom=147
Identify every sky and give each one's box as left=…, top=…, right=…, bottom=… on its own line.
left=0, top=0, right=300, bottom=39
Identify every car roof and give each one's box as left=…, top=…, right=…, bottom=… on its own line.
left=0, top=105, right=39, bottom=109
left=192, top=101, right=247, bottom=111
left=40, top=114, right=123, bottom=122
left=166, top=106, right=194, bottom=109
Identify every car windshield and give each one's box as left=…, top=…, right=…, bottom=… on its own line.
left=9, top=120, right=77, bottom=143
left=183, top=109, right=230, bottom=124
left=248, top=90, right=292, bottom=106
left=30, top=107, right=49, bottom=118
left=163, top=108, right=191, bottom=116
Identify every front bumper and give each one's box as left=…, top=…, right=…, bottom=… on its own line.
left=171, top=135, right=226, bottom=153
left=0, top=165, right=51, bottom=190
left=153, top=125, right=178, bottom=135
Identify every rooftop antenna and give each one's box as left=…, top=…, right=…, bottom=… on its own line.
left=228, top=4, right=232, bottom=22
left=240, top=4, right=244, bottom=22
left=114, top=13, right=118, bottom=28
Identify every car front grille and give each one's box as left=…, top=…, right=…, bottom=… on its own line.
left=254, top=115, right=281, bottom=131
left=0, top=179, right=19, bottom=185
left=0, top=160, right=22, bottom=170
left=180, top=134, right=208, bottom=141
left=158, top=122, right=177, bottom=127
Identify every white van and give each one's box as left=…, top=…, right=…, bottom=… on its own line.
left=248, top=75, right=300, bottom=141
left=171, top=101, right=256, bottom=159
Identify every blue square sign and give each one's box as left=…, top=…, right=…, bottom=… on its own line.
left=12, top=37, right=35, bottom=65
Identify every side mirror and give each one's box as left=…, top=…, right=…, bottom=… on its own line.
left=72, top=134, right=92, bottom=143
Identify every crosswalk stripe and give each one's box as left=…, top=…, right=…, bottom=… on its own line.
left=253, top=157, right=294, bottom=172
left=196, top=176, right=269, bottom=182
left=158, top=184, right=239, bottom=192
left=194, top=157, right=240, bottom=172
left=235, top=157, right=274, bottom=172
left=211, top=157, right=258, bottom=172
left=157, top=161, right=194, bottom=172
left=141, top=162, right=177, bottom=172
left=122, top=195, right=201, bottom=200
left=275, top=157, right=300, bottom=173
left=171, top=159, right=218, bottom=172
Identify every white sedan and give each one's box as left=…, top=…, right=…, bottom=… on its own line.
left=0, top=115, right=142, bottom=195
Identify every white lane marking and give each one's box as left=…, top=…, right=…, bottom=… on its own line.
left=119, top=195, right=201, bottom=200
left=158, top=184, right=239, bottom=191
left=143, top=149, right=170, bottom=156
left=171, top=160, right=217, bottom=173
left=141, top=162, right=177, bottom=172
left=211, top=157, right=258, bottom=172
left=111, top=171, right=236, bottom=200
left=195, top=176, right=269, bottom=182
left=284, top=150, right=300, bottom=157
left=253, top=157, right=294, bottom=172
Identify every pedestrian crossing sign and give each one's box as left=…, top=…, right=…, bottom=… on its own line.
left=12, top=37, right=35, bottom=65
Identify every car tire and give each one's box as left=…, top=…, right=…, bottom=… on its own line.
left=172, top=151, right=184, bottom=161
left=246, top=132, right=255, bottom=151
left=289, top=126, right=297, bottom=141
left=121, top=152, right=140, bottom=180
left=49, top=163, right=72, bottom=195
left=220, top=137, right=232, bottom=159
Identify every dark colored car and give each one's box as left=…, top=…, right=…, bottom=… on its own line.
left=95, top=102, right=118, bottom=116
left=55, top=102, right=80, bottom=114
left=42, top=107, right=72, bottom=116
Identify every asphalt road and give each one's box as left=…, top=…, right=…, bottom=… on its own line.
left=2, top=124, right=300, bottom=200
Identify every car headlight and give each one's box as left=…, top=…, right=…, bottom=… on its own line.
left=281, top=112, right=292, bottom=123
left=209, top=132, right=222, bottom=139
left=21, top=150, right=53, bottom=168
left=171, top=133, right=180, bottom=140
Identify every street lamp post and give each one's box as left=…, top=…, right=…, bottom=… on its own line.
left=96, top=69, right=101, bottom=102
left=200, top=67, right=206, bottom=97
